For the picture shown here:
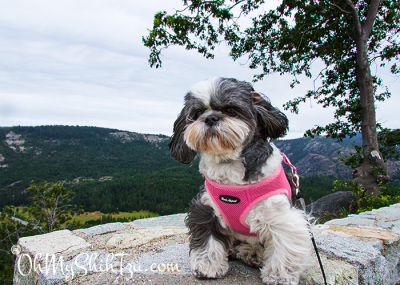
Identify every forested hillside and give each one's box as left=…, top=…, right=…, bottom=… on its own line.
left=1, top=125, right=399, bottom=214
left=0, top=126, right=204, bottom=214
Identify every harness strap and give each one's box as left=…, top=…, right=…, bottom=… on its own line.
left=280, top=152, right=300, bottom=199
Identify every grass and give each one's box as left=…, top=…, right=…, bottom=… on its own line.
left=67, top=210, right=159, bottom=224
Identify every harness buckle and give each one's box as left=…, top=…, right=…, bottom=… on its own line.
left=292, top=173, right=300, bottom=198
left=278, top=149, right=300, bottom=199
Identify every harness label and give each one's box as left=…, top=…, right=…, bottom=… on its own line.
left=219, top=195, right=240, bottom=204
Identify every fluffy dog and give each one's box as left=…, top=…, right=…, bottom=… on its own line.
left=169, top=77, right=311, bottom=284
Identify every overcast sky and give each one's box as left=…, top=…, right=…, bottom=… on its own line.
left=0, top=0, right=399, bottom=139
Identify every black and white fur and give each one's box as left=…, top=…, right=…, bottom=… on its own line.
left=169, top=77, right=311, bottom=284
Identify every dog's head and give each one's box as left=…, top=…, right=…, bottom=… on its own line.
left=169, top=77, right=288, bottom=164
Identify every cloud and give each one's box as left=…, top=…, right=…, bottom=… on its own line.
left=0, top=0, right=398, bottom=140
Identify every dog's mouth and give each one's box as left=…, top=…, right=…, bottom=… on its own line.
left=184, top=118, right=251, bottom=152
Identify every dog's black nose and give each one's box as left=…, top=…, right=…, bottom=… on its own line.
left=204, top=115, right=220, bottom=127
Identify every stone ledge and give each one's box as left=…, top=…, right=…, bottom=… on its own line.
left=106, top=226, right=188, bottom=249
left=74, top=222, right=126, bottom=236
left=13, top=206, right=400, bottom=285
left=131, top=213, right=187, bottom=228
left=18, top=230, right=92, bottom=263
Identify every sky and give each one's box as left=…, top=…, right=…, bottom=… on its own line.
left=0, top=0, right=399, bottom=139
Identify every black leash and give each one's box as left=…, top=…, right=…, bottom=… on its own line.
left=295, top=197, right=327, bottom=285
left=311, top=234, right=327, bottom=285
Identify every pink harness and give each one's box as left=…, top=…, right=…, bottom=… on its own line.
left=205, top=163, right=292, bottom=236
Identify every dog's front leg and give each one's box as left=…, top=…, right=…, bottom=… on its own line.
left=246, top=194, right=312, bottom=285
left=190, top=235, right=230, bottom=279
left=185, top=191, right=231, bottom=279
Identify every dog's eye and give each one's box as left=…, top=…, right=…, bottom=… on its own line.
left=225, top=108, right=237, bottom=117
left=193, top=110, right=203, bottom=120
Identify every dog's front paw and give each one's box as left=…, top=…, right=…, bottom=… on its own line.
left=190, top=242, right=229, bottom=279
left=194, top=270, right=217, bottom=279
left=192, top=263, right=229, bottom=279
left=191, top=257, right=229, bottom=279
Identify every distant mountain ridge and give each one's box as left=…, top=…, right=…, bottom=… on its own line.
left=274, top=136, right=399, bottom=180
left=0, top=125, right=398, bottom=213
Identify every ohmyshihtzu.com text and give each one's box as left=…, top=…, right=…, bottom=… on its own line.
left=15, top=249, right=182, bottom=281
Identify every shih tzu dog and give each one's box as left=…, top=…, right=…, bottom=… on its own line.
left=169, top=77, right=311, bottom=284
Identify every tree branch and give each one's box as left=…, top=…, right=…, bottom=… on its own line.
left=228, top=0, right=246, bottom=12
left=363, top=0, right=382, bottom=38
left=313, top=66, right=329, bottom=96
left=297, top=15, right=335, bottom=50
left=343, top=0, right=363, bottom=39
left=323, top=0, right=351, bottom=14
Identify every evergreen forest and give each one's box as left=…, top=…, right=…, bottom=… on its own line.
left=1, top=125, right=397, bottom=215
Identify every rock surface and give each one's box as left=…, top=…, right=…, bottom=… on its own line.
left=106, top=226, right=188, bottom=249
left=14, top=206, right=400, bottom=284
left=74, top=222, right=126, bottom=236
left=18, top=230, right=92, bottom=262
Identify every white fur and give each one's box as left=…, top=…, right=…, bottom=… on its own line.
left=199, top=143, right=283, bottom=185
left=246, top=195, right=312, bottom=284
left=189, top=77, right=221, bottom=107
left=199, top=152, right=246, bottom=185
left=190, top=235, right=230, bottom=278
left=256, top=144, right=284, bottom=181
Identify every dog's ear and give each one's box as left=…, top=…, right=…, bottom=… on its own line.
left=251, top=91, right=289, bottom=140
left=168, top=108, right=197, bottom=164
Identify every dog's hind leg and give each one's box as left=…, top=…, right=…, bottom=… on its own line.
left=185, top=190, right=231, bottom=279
left=246, top=194, right=312, bottom=285
left=234, top=242, right=264, bottom=268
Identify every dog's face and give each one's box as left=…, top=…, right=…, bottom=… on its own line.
left=169, top=77, right=288, bottom=164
